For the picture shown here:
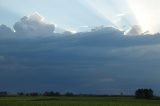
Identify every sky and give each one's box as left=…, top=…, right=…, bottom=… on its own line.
left=1, top=0, right=160, bottom=95
left=1, top=0, right=160, bottom=33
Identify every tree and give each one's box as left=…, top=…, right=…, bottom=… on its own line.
left=0, top=91, right=8, bottom=96
left=65, top=92, right=74, bottom=96
left=43, top=91, right=60, bottom=96
left=26, top=92, right=39, bottom=96
left=135, top=88, right=153, bottom=99
left=17, top=92, right=24, bottom=96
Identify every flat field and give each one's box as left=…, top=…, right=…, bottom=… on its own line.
left=0, top=96, right=160, bottom=106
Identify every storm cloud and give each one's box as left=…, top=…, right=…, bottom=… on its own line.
left=1, top=13, right=160, bottom=94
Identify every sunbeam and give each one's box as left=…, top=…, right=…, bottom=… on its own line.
left=128, top=0, right=160, bottom=33
left=82, top=0, right=137, bottom=31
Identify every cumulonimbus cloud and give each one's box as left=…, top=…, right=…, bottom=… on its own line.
left=13, top=12, right=55, bottom=37
left=1, top=13, right=160, bottom=94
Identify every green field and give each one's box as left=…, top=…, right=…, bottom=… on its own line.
left=0, top=96, right=160, bottom=106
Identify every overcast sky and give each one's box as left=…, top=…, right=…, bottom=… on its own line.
left=1, top=0, right=160, bottom=95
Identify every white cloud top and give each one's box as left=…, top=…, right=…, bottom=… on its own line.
left=13, top=12, right=55, bottom=37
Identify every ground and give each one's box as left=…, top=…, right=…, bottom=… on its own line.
left=0, top=96, right=160, bottom=106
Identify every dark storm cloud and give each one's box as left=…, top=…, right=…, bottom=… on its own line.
left=0, top=24, right=14, bottom=38
left=1, top=13, right=160, bottom=94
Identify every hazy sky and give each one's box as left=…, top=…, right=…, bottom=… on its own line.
left=1, top=0, right=160, bottom=95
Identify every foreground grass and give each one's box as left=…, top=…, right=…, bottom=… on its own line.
left=0, top=96, right=160, bottom=106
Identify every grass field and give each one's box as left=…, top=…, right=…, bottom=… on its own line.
left=0, top=96, right=160, bottom=106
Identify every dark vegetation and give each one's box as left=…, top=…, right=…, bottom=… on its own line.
left=0, top=88, right=157, bottom=100
left=0, top=91, right=8, bottom=97
left=135, top=88, right=154, bottom=99
left=43, top=91, right=61, bottom=96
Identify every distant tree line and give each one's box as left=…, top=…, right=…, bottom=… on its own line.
left=0, top=91, right=8, bottom=97
left=0, top=91, right=119, bottom=97
left=0, top=88, right=155, bottom=99
left=43, top=91, right=61, bottom=96
left=16, top=91, right=75, bottom=97
left=135, top=88, right=154, bottom=99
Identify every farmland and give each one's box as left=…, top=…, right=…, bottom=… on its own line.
left=0, top=96, right=160, bottom=106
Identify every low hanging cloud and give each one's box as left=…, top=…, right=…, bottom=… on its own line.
left=13, top=12, right=55, bottom=37
left=1, top=13, right=160, bottom=94
left=125, top=25, right=143, bottom=35
left=0, top=24, right=14, bottom=38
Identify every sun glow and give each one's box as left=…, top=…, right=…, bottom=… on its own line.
left=128, top=0, right=160, bottom=33
left=82, top=0, right=160, bottom=34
